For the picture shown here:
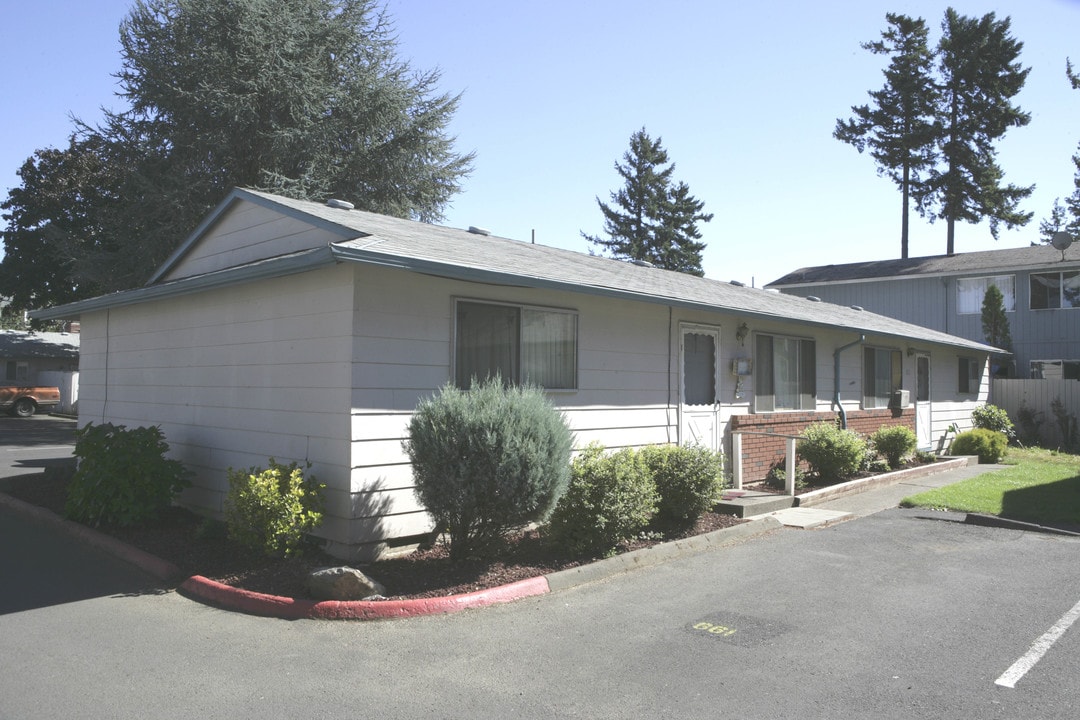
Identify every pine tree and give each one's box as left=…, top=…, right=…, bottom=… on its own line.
left=0, top=0, right=473, bottom=310
left=982, top=283, right=1013, bottom=377
left=928, top=9, right=1033, bottom=255
left=583, top=129, right=712, bottom=275
left=835, top=13, right=938, bottom=259
left=1040, top=60, right=1080, bottom=241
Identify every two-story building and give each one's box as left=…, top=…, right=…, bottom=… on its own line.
left=767, top=244, right=1080, bottom=380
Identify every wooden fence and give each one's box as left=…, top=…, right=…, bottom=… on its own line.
left=991, top=379, right=1080, bottom=448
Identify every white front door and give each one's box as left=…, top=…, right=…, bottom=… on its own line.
left=680, top=324, right=721, bottom=451
left=915, top=353, right=932, bottom=449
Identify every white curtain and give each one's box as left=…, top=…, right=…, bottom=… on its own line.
left=957, top=276, right=1014, bottom=314
left=522, top=310, right=576, bottom=389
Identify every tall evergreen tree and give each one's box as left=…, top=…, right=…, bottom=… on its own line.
left=583, top=129, right=712, bottom=276
left=835, top=13, right=938, bottom=259
left=0, top=0, right=473, bottom=310
left=928, top=8, right=1033, bottom=255
left=981, top=283, right=1012, bottom=351
left=1040, top=60, right=1080, bottom=241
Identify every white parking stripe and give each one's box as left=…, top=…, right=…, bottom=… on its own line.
left=996, top=597, right=1080, bottom=688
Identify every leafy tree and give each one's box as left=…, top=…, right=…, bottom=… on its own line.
left=583, top=128, right=712, bottom=275
left=927, top=8, right=1033, bottom=255
left=0, top=0, right=473, bottom=311
left=981, top=283, right=1012, bottom=351
left=835, top=13, right=938, bottom=259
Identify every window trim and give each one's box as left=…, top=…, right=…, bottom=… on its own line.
left=753, top=332, right=816, bottom=413
left=956, top=275, right=1015, bottom=315
left=863, top=346, right=903, bottom=409
left=958, top=356, right=982, bottom=394
left=452, top=297, right=579, bottom=391
left=1030, top=359, right=1080, bottom=380
left=1029, top=270, right=1080, bottom=311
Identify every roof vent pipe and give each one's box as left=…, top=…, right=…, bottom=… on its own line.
left=833, top=334, right=866, bottom=430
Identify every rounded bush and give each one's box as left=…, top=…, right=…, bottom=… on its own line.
left=639, top=444, right=724, bottom=530
left=404, top=379, right=574, bottom=560
left=972, top=404, right=1016, bottom=443
left=546, top=444, right=659, bottom=556
left=870, top=425, right=918, bottom=469
left=224, top=459, right=325, bottom=558
left=796, top=422, right=868, bottom=481
left=64, top=423, right=190, bottom=528
left=950, top=429, right=1008, bottom=464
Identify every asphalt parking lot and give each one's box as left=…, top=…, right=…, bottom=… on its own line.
left=1, top=415, right=1078, bottom=718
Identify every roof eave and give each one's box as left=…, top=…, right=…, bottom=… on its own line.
left=31, top=246, right=337, bottom=321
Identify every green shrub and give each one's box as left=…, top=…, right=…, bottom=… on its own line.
left=950, top=429, right=1008, bottom=464
left=546, top=444, right=659, bottom=556
left=65, top=423, right=190, bottom=528
left=224, top=459, right=325, bottom=557
left=870, top=425, right=918, bottom=469
left=972, top=404, right=1016, bottom=443
left=639, top=444, right=724, bottom=530
left=765, top=461, right=808, bottom=491
left=404, top=379, right=574, bottom=560
left=796, top=422, right=868, bottom=481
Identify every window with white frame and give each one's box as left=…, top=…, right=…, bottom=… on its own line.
left=1030, top=271, right=1080, bottom=310
left=1030, top=360, right=1080, bottom=380
left=958, top=357, right=982, bottom=394
left=863, top=346, right=902, bottom=408
left=957, top=275, right=1015, bottom=314
left=754, top=333, right=816, bottom=411
left=454, top=299, right=577, bottom=389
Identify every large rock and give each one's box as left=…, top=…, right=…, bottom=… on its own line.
left=306, top=566, right=386, bottom=601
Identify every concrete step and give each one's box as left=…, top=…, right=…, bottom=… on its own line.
left=715, top=490, right=797, bottom=518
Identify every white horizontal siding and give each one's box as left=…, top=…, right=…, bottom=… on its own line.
left=77, top=265, right=357, bottom=547
left=163, top=200, right=344, bottom=281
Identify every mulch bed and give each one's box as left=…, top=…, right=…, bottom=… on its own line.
left=1, top=473, right=744, bottom=601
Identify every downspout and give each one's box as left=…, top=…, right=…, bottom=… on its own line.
left=833, top=334, right=865, bottom=430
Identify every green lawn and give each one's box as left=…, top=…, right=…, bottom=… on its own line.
left=900, top=447, right=1080, bottom=527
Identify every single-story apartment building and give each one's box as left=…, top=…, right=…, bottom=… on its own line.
left=34, top=188, right=1002, bottom=560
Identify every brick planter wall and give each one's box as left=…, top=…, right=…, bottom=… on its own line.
left=730, top=408, right=914, bottom=482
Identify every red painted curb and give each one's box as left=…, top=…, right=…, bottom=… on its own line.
left=179, top=574, right=551, bottom=620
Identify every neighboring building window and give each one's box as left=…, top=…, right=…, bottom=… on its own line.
left=958, top=357, right=982, bottom=394
left=957, top=275, right=1014, bottom=314
left=755, top=334, right=815, bottom=412
left=454, top=300, right=577, bottom=389
left=1030, top=271, right=1080, bottom=310
left=1030, top=360, right=1080, bottom=380
left=4, top=361, right=28, bottom=382
left=863, top=347, right=902, bottom=408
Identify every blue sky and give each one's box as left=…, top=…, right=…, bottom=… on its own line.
left=2, top=0, right=1078, bottom=286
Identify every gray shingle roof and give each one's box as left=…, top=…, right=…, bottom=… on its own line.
left=37, top=188, right=1003, bottom=354
left=767, top=243, right=1080, bottom=287
left=0, top=330, right=80, bottom=359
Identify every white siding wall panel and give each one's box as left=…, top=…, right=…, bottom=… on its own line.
left=163, top=201, right=345, bottom=281
left=77, top=265, right=356, bottom=531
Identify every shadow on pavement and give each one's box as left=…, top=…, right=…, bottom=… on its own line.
left=0, top=504, right=164, bottom=616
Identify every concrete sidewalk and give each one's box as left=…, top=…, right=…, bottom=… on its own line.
left=768, top=461, right=1008, bottom=529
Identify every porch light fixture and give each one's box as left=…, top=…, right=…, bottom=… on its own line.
left=735, top=322, right=749, bottom=346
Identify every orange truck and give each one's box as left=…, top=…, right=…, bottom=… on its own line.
left=0, top=385, right=61, bottom=417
